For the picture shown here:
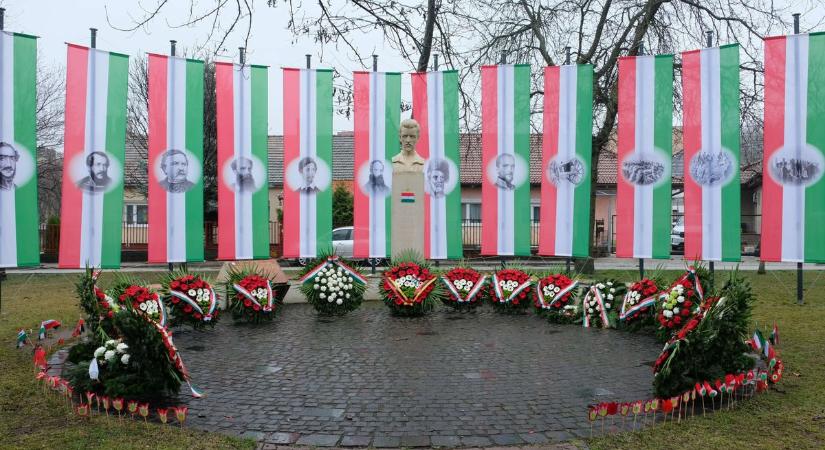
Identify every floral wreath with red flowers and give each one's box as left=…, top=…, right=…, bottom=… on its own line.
left=619, top=278, right=660, bottom=323
left=582, top=279, right=625, bottom=328
left=485, top=269, right=534, bottom=313
left=380, top=255, right=443, bottom=316
left=534, top=273, right=579, bottom=321
left=440, top=267, right=487, bottom=309
left=115, top=284, right=167, bottom=328
left=162, top=271, right=220, bottom=330
left=224, top=266, right=287, bottom=323
left=656, top=267, right=704, bottom=336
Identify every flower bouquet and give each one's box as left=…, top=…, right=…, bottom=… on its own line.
left=440, top=267, right=487, bottom=310
left=486, top=269, right=534, bottom=313
left=224, top=266, right=285, bottom=323
left=380, top=252, right=443, bottom=316
left=656, top=268, right=704, bottom=339
left=534, top=273, right=579, bottom=322
left=116, top=284, right=167, bottom=327
left=299, top=254, right=367, bottom=315
left=162, top=272, right=220, bottom=330
left=92, top=339, right=132, bottom=372
left=582, top=280, right=624, bottom=328
left=619, top=278, right=660, bottom=325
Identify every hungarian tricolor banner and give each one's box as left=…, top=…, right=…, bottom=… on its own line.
left=682, top=44, right=741, bottom=262
left=0, top=31, right=38, bottom=268
left=352, top=71, right=400, bottom=259
left=215, top=62, right=269, bottom=260
left=147, top=54, right=205, bottom=263
left=412, top=70, right=463, bottom=260
left=282, top=68, right=333, bottom=258
left=58, top=44, right=128, bottom=268
left=762, top=32, right=825, bottom=263
left=481, top=64, right=531, bottom=256
left=616, top=54, right=673, bottom=259
left=539, top=64, right=593, bottom=258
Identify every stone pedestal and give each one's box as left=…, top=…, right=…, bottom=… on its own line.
left=391, top=171, right=425, bottom=258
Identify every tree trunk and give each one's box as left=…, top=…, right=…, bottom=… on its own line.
left=416, top=0, right=437, bottom=72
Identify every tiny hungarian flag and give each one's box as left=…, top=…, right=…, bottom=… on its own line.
left=761, top=32, right=825, bottom=263
left=481, top=64, right=532, bottom=257
left=682, top=44, right=741, bottom=262
left=352, top=70, right=400, bottom=259
left=215, top=61, right=270, bottom=261
left=400, top=192, right=416, bottom=203
left=411, top=69, right=463, bottom=260
left=0, top=31, right=39, bottom=269
left=695, top=382, right=706, bottom=396
left=539, top=63, right=593, bottom=258
left=58, top=43, right=129, bottom=269
left=704, top=381, right=717, bottom=397
left=770, top=322, right=780, bottom=346
left=751, top=329, right=765, bottom=352
left=71, top=318, right=85, bottom=337
left=33, top=345, right=46, bottom=369
left=616, top=53, right=674, bottom=259
left=16, top=329, right=27, bottom=348
left=38, top=323, right=46, bottom=340
left=147, top=53, right=205, bottom=263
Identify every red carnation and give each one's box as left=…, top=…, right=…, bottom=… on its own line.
left=243, top=299, right=252, bottom=307
left=253, top=304, right=260, bottom=311
left=673, top=316, right=682, bottom=325
left=681, top=309, right=690, bottom=316
left=193, top=313, right=202, bottom=320
left=183, top=305, right=193, bottom=313
left=171, top=297, right=180, bottom=304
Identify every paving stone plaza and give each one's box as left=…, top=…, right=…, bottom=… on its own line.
left=173, top=301, right=660, bottom=447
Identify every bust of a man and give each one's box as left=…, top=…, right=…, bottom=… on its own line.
left=392, top=118, right=425, bottom=173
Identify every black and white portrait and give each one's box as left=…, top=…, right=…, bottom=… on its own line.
left=364, top=159, right=390, bottom=196
left=286, top=154, right=330, bottom=193
left=0, top=142, right=19, bottom=191
left=157, top=149, right=197, bottom=193
left=689, top=150, right=734, bottom=187
left=230, top=156, right=255, bottom=193
left=76, top=151, right=112, bottom=194
left=547, top=156, right=585, bottom=186
left=426, top=158, right=449, bottom=198
left=621, top=154, right=667, bottom=186
left=298, top=156, right=319, bottom=193
left=770, top=156, right=822, bottom=186
left=494, top=153, right=516, bottom=190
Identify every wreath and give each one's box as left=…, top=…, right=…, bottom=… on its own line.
left=224, top=266, right=288, bottom=323
left=534, top=273, right=579, bottom=322
left=161, top=271, right=220, bottom=330
left=380, top=252, right=443, bottom=316
left=619, top=278, right=661, bottom=326
left=485, top=269, right=534, bottom=313
left=656, top=267, right=704, bottom=340
left=440, top=267, right=486, bottom=309
left=581, top=279, right=624, bottom=328
left=299, top=254, right=367, bottom=315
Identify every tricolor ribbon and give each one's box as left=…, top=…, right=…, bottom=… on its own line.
left=298, top=256, right=368, bottom=285
left=687, top=266, right=704, bottom=302
left=149, top=321, right=204, bottom=398
left=619, top=291, right=657, bottom=320
left=168, top=288, right=218, bottom=322
left=232, top=280, right=274, bottom=312
left=535, top=279, right=579, bottom=309
left=387, top=276, right=437, bottom=305
left=582, top=285, right=611, bottom=328
left=491, top=273, right=533, bottom=303
left=440, top=275, right=487, bottom=304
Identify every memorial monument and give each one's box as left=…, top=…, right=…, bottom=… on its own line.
left=390, top=118, right=425, bottom=257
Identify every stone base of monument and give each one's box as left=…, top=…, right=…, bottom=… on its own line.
left=390, top=171, right=425, bottom=258
left=215, top=259, right=290, bottom=309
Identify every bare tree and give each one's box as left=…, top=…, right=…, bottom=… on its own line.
left=36, top=61, right=65, bottom=222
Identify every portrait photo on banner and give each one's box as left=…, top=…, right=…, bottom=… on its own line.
left=486, top=152, right=528, bottom=191
left=424, top=157, right=458, bottom=198
left=67, top=150, right=123, bottom=195
left=286, top=155, right=331, bottom=194
left=221, top=154, right=266, bottom=193
left=153, top=148, right=202, bottom=194
left=357, top=158, right=392, bottom=197
left=0, top=141, right=35, bottom=192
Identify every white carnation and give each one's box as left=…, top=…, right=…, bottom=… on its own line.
left=116, top=343, right=129, bottom=353
left=104, top=350, right=116, bottom=362
left=588, top=308, right=594, bottom=314
left=105, top=339, right=117, bottom=348
left=319, top=293, right=326, bottom=299
left=336, top=299, right=343, bottom=305
left=663, top=310, right=673, bottom=318
left=139, top=302, right=147, bottom=311
left=605, top=303, right=611, bottom=309
left=121, top=354, right=130, bottom=365
left=188, top=289, right=196, bottom=296
left=94, top=347, right=106, bottom=358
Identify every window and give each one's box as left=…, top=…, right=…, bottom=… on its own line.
left=531, top=205, right=540, bottom=223
left=462, top=203, right=481, bottom=221
left=124, top=204, right=148, bottom=225
left=331, top=228, right=351, bottom=241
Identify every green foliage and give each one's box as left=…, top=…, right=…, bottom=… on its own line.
left=653, top=271, right=755, bottom=398
left=332, top=184, right=353, bottom=228
left=298, top=250, right=366, bottom=316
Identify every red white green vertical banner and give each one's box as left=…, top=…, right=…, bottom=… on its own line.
left=58, top=44, right=128, bottom=268
left=616, top=54, right=673, bottom=259
left=762, top=32, right=825, bottom=263
left=282, top=68, right=333, bottom=258
left=147, top=54, right=205, bottom=264
left=682, top=44, right=741, bottom=262
left=353, top=71, right=399, bottom=259
left=480, top=64, right=531, bottom=257
left=216, top=62, right=269, bottom=260
left=412, top=70, right=463, bottom=260
left=0, top=31, right=38, bottom=268
left=539, top=64, right=593, bottom=258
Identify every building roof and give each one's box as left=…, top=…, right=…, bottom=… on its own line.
left=124, top=128, right=761, bottom=188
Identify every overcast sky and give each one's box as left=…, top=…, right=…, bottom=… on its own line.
left=2, top=0, right=824, bottom=136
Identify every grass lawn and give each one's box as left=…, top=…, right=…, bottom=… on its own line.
left=0, top=268, right=823, bottom=449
